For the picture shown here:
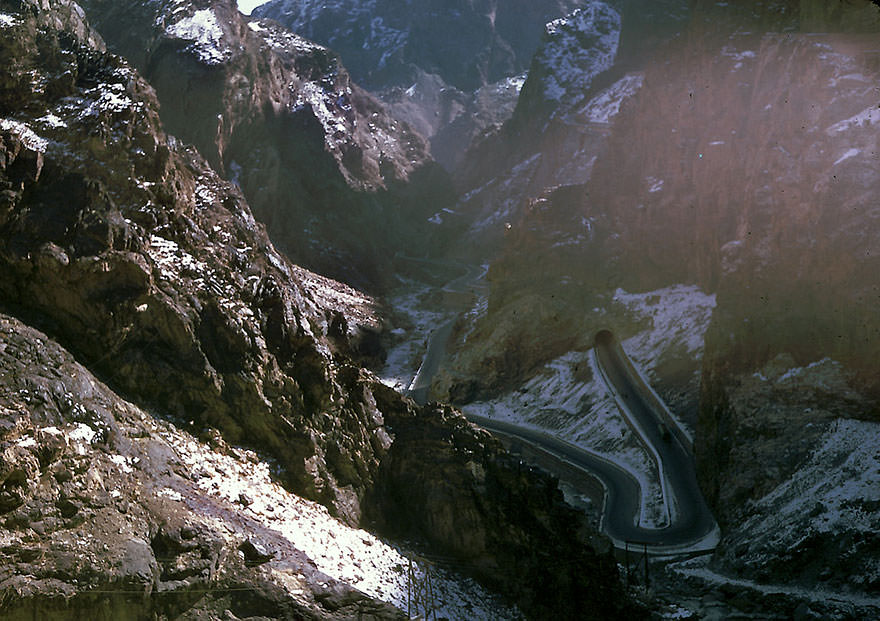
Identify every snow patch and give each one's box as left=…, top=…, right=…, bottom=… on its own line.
left=613, top=285, right=717, bottom=372
left=167, top=9, right=229, bottom=65
left=646, top=176, right=664, bottom=193
left=75, top=83, right=139, bottom=120
left=237, top=0, right=267, bottom=15
left=1, top=118, right=49, bottom=152
left=833, top=147, right=860, bottom=166
left=0, top=13, right=17, bottom=27
left=721, top=47, right=756, bottom=61
left=68, top=423, right=97, bottom=454
left=157, top=487, right=184, bottom=501
left=826, top=105, right=880, bottom=135
left=16, top=435, right=36, bottom=448
left=109, top=454, right=133, bottom=474
left=37, top=113, right=67, bottom=129
left=148, top=235, right=208, bottom=282
left=578, top=73, right=644, bottom=124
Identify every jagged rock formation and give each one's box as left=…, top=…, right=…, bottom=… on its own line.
left=74, top=0, right=454, bottom=288
left=0, top=1, right=637, bottom=618
left=254, top=0, right=588, bottom=93
left=1, top=0, right=396, bottom=526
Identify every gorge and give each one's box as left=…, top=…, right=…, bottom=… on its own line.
left=2, top=0, right=880, bottom=619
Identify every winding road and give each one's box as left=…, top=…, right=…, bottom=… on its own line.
left=400, top=257, right=717, bottom=554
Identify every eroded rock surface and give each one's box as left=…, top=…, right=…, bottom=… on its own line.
left=0, top=313, right=404, bottom=620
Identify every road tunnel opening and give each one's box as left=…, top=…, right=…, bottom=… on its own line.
left=594, top=329, right=616, bottom=347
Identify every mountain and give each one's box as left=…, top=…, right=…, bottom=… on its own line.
left=254, top=0, right=595, bottom=168
left=253, top=0, right=590, bottom=93
left=73, top=0, right=456, bottom=289
left=429, top=0, right=880, bottom=605
left=0, top=0, right=640, bottom=618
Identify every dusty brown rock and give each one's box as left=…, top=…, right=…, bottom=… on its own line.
left=0, top=313, right=404, bottom=621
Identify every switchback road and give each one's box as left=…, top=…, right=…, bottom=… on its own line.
left=403, top=259, right=717, bottom=553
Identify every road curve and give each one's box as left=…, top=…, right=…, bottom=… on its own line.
left=402, top=260, right=717, bottom=553
left=589, top=331, right=717, bottom=549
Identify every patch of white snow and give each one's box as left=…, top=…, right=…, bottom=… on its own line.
left=826, top=105, right=880, bottom=135
left=167, top=9, right=228, bottom=65
left=37, top=113, right=67, bottom=129
left=579, top=73, right=644, bottom=124
left=613, top=285, right=717, bottom=370
left=0, top=118, right=49, bottom=152
left=833, top=147, right=860, bottom=166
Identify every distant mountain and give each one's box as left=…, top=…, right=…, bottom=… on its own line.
left=254, top=0, right=592, bottom=168
left=254, top=0, right=589, bottom=92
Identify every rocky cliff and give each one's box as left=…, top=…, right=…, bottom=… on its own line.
left=431, top=0, right=880, bottom=599
left=0, top=1, right=637, bottom=617
left=74, top=0, right=455, bottom=288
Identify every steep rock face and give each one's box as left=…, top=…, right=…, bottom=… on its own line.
left=0, top=2, right=636, bottom=617
left=445, top=0, right=880, bottom=409
left=436, top=0, right=880, bottom=593
left=76, top=0, right=453, bottom=287
left=0, top=313, right=404, bottom=620
left=0, top=0, right=395, bottom=523
left=512, top=3, right=621, bottom=124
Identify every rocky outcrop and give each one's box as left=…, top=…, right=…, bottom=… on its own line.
left=512, top=3, right=621, bottom=125
left=0, top=0, right=395, bottom=523
left=0, top=313, right=403, bottom=620
left=0, top=2, right=635, bottom=617
left=75, top=0, right=454, bottom=288
left=365, top=386, right=641, bottom=620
